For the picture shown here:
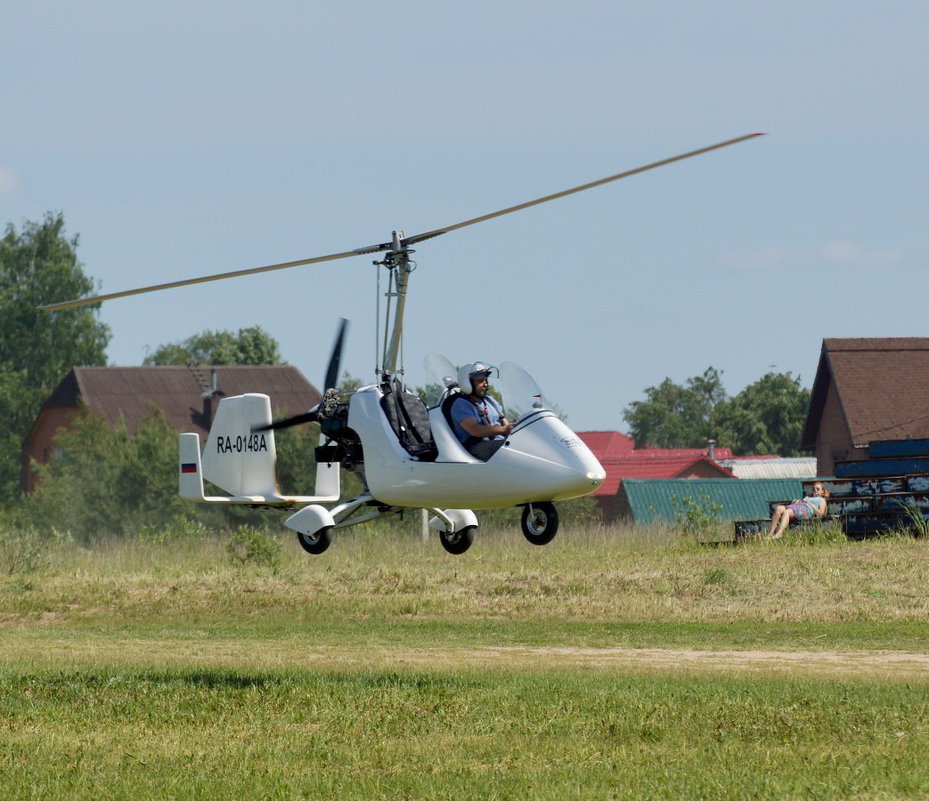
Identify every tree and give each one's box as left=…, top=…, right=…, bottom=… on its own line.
left=337, top=371, right=364, bottom=393
left=713, top=371, right=810, bottom=456
left=144, top=326, right=282, bottom=366
left=622, top=367, right=727, bottom=448
left=24, top=409, right=186, bottom=540
left=23, top=406, right=311, bottom=541
left=0, top=213, right=110, bottom=501
left=622, top=366, right=811, bottom=456
left=0, top=369, right=34, bottom=502
left=412, top=382, right=446, bottom=407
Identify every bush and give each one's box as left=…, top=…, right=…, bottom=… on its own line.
left=24, top=409, right=186, bottom=541
left=225, top=525, right=282, bottom=571
left=671, top=492, right=726, bottom=541
left=136, top=515, right=213, bottom=545
left=22, top=409, right=284, bottom=542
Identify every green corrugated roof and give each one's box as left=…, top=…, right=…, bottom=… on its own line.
left=619, top=478, right=804, bottom=524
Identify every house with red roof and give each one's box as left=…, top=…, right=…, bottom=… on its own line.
left=576, top=430, right=636, bottom=458
left=577, top=431, right=735, bottom=519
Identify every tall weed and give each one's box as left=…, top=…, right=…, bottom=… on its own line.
left=0, top=524, right=46, bottom=576
left=900, top=504, right=929, bottom=537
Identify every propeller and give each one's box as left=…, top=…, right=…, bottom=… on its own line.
left=253, top=318, right=349, bottom=432
left=324, top=317, right=348, bottom=393
left=39, top=133, right=764, bottom=311
left=254, top=409, right=318, bottom=433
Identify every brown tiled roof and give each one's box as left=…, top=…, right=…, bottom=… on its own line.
left=44, top=365, right=321, bottom=436
left=803, top=338, right=929, bottom=448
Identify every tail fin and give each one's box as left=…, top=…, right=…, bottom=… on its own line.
left=179, top=393, right=341, bottom=505
left=201, top=393, right=280, bottom=497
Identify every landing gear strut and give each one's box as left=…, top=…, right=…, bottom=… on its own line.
left=520, top=502, right=559, bottom=545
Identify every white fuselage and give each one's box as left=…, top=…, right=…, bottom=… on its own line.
left=347, top=386, right=605, bottom=509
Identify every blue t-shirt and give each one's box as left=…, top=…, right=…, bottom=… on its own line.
left=450, top=394, right=505, bottom=445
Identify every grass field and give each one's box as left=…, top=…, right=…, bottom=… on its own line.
left=2, top=524, right=928, bottom=799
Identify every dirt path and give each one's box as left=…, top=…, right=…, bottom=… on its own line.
left=7, top=637, right=927, bottom=679
left=441, top=646, right=929, bottom=678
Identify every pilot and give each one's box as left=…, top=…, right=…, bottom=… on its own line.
left=450, top=362, right=512, bottom=460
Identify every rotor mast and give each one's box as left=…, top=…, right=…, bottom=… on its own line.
left=375, top=230, right=413, bottom=378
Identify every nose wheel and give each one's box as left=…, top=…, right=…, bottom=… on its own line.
left=439, top=525, right=476, bottom=555
left=521, top=502, right=559, bottom=545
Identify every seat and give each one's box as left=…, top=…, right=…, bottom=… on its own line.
left=430, top=390, right=481, bottom=462
left=380, top=380, right=438, bottom=461
left=440, top=389, right=461, bottom=432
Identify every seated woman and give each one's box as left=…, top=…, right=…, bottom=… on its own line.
left=769, top=481, right=829, bottom=538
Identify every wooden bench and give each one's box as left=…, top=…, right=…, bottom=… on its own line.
left=733, top=501, right=837, bottom=541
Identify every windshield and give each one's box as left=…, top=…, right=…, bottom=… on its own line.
left=424, top=354, right=553, bottom=422
left=498, top=362, right=553, bottom=422
left=423, top=353, right=459, bottom=406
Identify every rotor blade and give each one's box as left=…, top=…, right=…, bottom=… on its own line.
left=403, top=132, right=765, bottom=246
left=38, top=241, right=393, bottom=312
left=252, top=409, right=318, bottom=433
left=324, top=318, right=350, bottom=392
left=39, top=132, right=763, bottom=312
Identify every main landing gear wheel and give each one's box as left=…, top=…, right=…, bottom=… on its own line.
left=439, top=525, right=476, bottom=555
left=297, top=527, right=332, bottom=555
left=521, top=502, right=559, bottom=545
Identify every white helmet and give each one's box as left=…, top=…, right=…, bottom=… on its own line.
left=457, top=362, right=496, bottom=392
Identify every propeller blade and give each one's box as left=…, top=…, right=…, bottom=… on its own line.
left=402, top=133, right=765, bottom=246
left=325, top=318, right=349, bottom=392
left=39, top=133, right=763, bottom=312
left=252, top=409, right=318, bottom=433
left=253, top=319, right=350, bottom=433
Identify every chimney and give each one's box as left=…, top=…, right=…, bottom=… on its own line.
left=202, top=368, right=218, bottom=427
left=706, top=438, right=716, bottom=461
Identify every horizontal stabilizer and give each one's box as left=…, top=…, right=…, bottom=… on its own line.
left=180, top=433, right=326, bottom=504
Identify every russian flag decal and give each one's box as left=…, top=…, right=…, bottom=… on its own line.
left=181, top=463, right=198, bottom=474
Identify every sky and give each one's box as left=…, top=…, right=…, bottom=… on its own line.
left=3, top=1, right=928, bottom=432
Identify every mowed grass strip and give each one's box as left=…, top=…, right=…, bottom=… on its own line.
left=1, top=664, right=928, bottom=800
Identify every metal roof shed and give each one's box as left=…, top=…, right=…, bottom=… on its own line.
left=615, top=478, right=805, bottom=524
left=716, top=457, right=818, bottom=480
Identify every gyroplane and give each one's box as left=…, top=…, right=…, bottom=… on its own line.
left=42, top=133, right=763, bottom=554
